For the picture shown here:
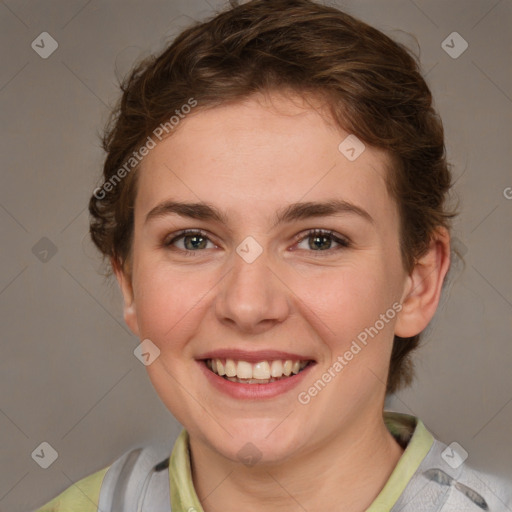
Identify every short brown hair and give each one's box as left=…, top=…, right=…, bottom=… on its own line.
left=89, top=0, right=456, bottom=394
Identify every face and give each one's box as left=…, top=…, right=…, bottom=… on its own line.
left=117, top=92, right=423, bottom=465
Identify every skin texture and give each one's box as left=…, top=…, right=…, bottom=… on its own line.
left=115, top=92, right=450, bottom=511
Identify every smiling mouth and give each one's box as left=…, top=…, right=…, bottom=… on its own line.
left=204, top=358, right=314, bottom=384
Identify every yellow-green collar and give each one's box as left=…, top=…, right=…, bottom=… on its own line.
left=169, top=411, right=434, bottom=512
left=366, top=412, right=434, bottom=511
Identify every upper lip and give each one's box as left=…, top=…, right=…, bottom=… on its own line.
left=196, top=349, right=316, bottom=363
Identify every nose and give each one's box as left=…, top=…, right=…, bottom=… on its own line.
left=214, top=244, right=291, bottom=334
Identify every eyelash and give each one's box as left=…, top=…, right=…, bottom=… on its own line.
left=162, top=228, right=351, bottom=256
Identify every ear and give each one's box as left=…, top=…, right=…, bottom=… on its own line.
left=394, top=227, right=451, bottom=338
left=112, top=257, right=140, bottom=337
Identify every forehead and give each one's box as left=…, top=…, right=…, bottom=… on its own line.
left=135, top=93, right=396, bottom=225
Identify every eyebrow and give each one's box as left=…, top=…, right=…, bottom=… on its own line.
left=144, top=199, right=374, bottom=228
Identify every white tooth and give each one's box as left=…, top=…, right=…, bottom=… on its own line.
left=237, top=360, right=253, bottom=379
left=216, top=359, right=225, bottom=376
left=270, top=360, right=284, bottom=377
left=225, top=359, right=237, bottom=377
left=216, top=359, right=307, bottom=381
left=253, top=361, right=270, bottom=379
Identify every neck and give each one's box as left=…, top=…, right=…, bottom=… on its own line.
left=188, top=412, right=405, bottom=512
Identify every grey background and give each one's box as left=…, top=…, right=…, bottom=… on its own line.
left=0, top=0, right=511, bottom=510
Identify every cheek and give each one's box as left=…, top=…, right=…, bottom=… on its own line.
left=132, top=263, right=211, bottom=348
left=295, top=262, right=396, bottom=330
left=293, top=262, right=400, bottom=380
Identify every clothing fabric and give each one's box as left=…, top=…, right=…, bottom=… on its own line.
left=33, top=411, right=511, bottom=511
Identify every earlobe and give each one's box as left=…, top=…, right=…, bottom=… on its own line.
left=112, top=258, right=140, bottom=337
left=394, top=228, right=451, bottom=338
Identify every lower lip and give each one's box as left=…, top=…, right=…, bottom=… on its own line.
left=198, top=360, right=315, bottom=400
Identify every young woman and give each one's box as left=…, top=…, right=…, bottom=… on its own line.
left=35, top=0, right=511, bottom=510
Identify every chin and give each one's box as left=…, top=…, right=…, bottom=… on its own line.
left=207, top=423, right=307, bottom=466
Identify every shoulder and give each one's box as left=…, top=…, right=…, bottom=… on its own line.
left=427, top=437, right=512, bottom=511
left=420, top=438, right=512, bottom=511
left=33, top=441, right=174, bottom=512
left=452, top=463, right=512, bottom=511
left=33, top=465, right=109, bottom=512
left=391, top=431, right=512, bottom=512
